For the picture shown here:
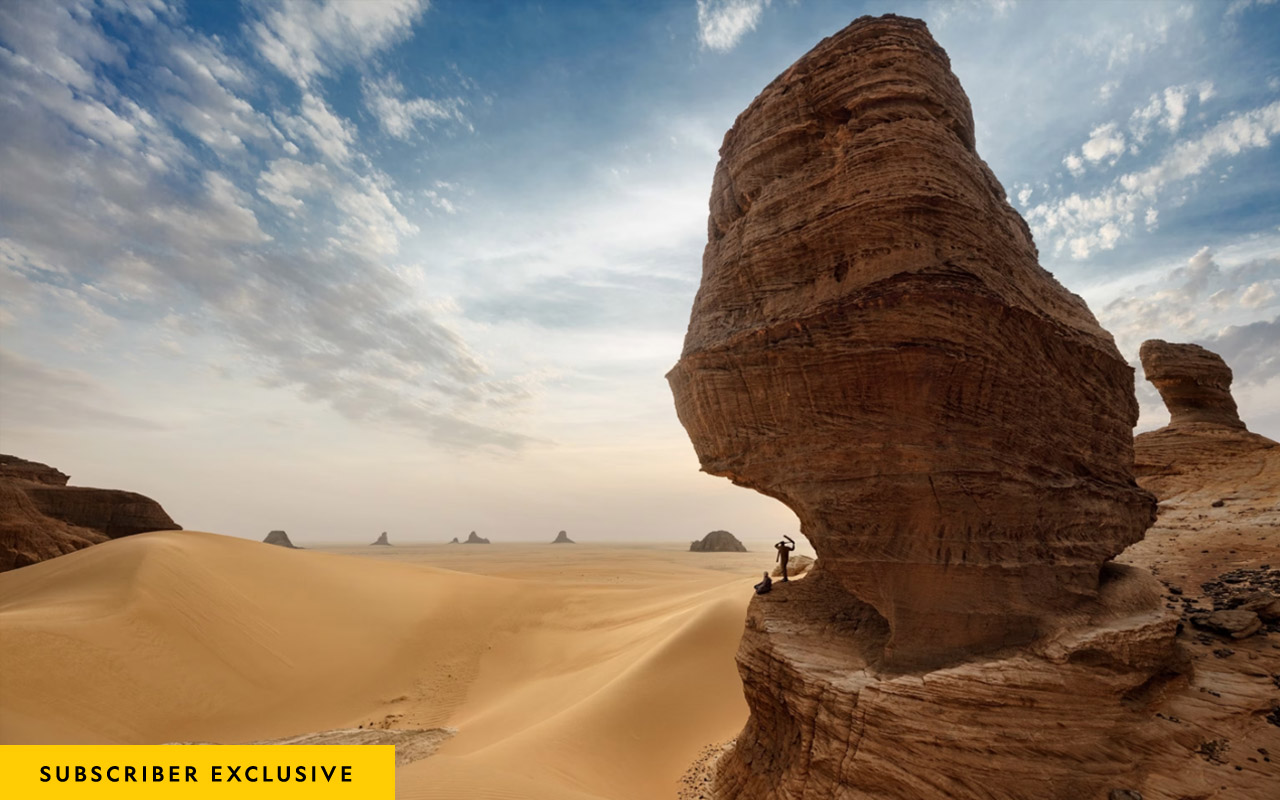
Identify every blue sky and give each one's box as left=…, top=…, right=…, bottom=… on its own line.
left=2, top=0, right=1278, bottom=543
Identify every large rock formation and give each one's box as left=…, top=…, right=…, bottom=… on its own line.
left=371, top=531, right=391, bottom=546
left=263, top=530, right=297, bottom=548
left=668, top=15, right=1183, bottom=799
left=1134, top=340, right=1277, bottom=499
left=1, top=455, right=181, bottom=572
left=1139, top=340, right=1245, bottom=430
left=667, top=13, right=1153, bottom=668
left=689, top=530, right=747, bottom=552
left=551, top=530, right=574, bottom=544
left=464, top=531, right=489, bottom=544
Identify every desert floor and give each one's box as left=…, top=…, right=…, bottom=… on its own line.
left=0, top=534, right=804, bottom=799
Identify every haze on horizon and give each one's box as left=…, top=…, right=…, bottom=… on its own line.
left=1, top=0, right=1278, bottom=544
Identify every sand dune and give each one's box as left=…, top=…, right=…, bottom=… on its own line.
left=0, top=531, right=765, bottom=798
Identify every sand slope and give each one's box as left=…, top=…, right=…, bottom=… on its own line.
left=0, top=532, right=759, bottom=798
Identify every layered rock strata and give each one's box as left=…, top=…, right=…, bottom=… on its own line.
left=667, top=14, right=1185, bottom=799
left=1, top=455, right=180, bottom=572
left=1134, top=340, right=1277, bottom=499
left=1139, top=340, right=1245, bottom=430
left=666, top=13, right=1154, bottom=667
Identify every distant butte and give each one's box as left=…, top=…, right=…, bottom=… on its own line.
left=1, top=454, right=181, bottom=572
left=464, top=531, right=490, bottom=544
left=371, top=531, right=392, bottom=546
left=552, top=530, right=574, bottom=544
left=263, top=530, right=297, bottom=548
left=689, top=530, right=746, bottom=552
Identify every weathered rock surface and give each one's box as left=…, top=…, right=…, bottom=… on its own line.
left=1139, top=340, right=1246, bottom=430
left=263, top=530, right=297, bottom=548
left=666, top=14, right=1153, bottom=667
left=690, top=530, right=747, bottom=552
left=660, top=14, right=1263, bottom=800
left=1190, top=609, right=1261, bottom=639
left=371, top=531, right=391, bottom=546
left=772, top=554, right=815, bottom=578
left=464, top=531, right=489, bottom=545
left=1, top=455, right=180, bottom=572
left=551, top=530, right=574, bottom=544
left=1134, top=340, right=1277, bottom=500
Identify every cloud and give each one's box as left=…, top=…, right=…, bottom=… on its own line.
left=249, top=0, right=426, bottom=88
left=1081, top=121, right=1126, bottom=164
left=0, top=0, right=532, bottom=449
left=696, top=0, right=769, bottom=52
left=1098, top=247, right=1280, bottom=360
left=1198, top=316, right=1280, bottom=386
left=0, top=347, right=165, bottom=431
left=362, top=75, right=468, bottom=140
left=1028, top=100, right=1280, bottom=258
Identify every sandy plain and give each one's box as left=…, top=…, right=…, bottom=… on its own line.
left=0, top=533, right=809, bottom=799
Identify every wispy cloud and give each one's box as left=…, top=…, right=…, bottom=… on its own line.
left=1028, top=100, right=1280, bottom=259
left=0, top=0, right=532, bottom=449
left=249, top=0, right=426, bottom=88
left=696, top=0, right=769, bottom=52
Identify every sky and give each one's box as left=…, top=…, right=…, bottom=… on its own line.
left=1, top=0, right=1278, bottom=545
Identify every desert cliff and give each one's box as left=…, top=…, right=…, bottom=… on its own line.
left=0, top=455, right=180, bottom=572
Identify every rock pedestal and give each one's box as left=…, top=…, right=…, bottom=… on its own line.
left=667, top=14, right=1177, bottom=800
left=1139, top=340, right=1245, bottom=430
left=666, top=13, right=1153, bottom=668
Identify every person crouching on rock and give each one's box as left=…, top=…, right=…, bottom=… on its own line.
left=754, top=571, right=772, bottom=595
left=775, top=535, right=796, bottom=581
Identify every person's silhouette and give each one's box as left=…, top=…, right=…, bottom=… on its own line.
left=775, top=535, right=796, bottom=581
left=754, top=571, right=772, bottom=595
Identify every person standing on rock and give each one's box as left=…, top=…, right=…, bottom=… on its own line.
left=775, top=535, right=796, bottom=581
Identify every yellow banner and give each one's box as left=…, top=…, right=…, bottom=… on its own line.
left=1, top=745, right=394, bottom=799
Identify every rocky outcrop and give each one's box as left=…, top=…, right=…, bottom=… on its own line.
left=772, top=554, right=814, bottom=578
left=1, top=455, right=181, bottom=572
left=263, top=530, right=297, bottom=548
left=667, top=13, right=1153, bottom=668
left=690, top=530, right=747, bottom=552
left=1134, top=340, right=1277, bottom=500
left=667, top=15, right=1190, bottom=799
left=371, top=531, right=391, bottom=546
left=551, top=530, right=574, bottom=544
left=448, top=537, right=460, bottom=544
left=1139, top=340, right=1245, bottom=430
left=464, top=531, right=489, bottom=544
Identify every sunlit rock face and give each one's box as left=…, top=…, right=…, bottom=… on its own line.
left=1, top=454, right=181, bottom=572
left=667, top=13, right=1154, bottom=668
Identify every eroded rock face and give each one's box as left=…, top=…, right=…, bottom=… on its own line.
left=690, top=530, right=747, bottom=552
left=666, top=13, right=1153, bottom=666
left=1133, top=340, right=1276, bottom=499
left=1139, top=340, right=1245, bottom=430
left=0, top=455, right=181, bottom=572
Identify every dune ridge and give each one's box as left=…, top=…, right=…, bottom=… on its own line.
left=0, top=531, right=761, bottom=798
